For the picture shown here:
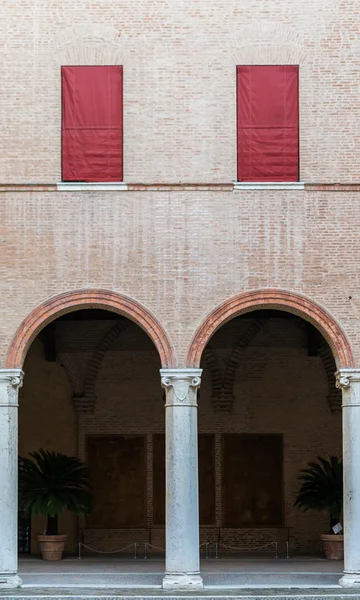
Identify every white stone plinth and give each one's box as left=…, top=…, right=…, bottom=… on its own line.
left=0, top=574, right=22, bottom=589
left=160, top=368, right=203, bottom=591
left=336, top=369, right=360, bottom=588
left=339, top=574, right=360, bottom=588
left=0, top=369, right=24, bottom=589
left=162, top=573, right=204, bottom=590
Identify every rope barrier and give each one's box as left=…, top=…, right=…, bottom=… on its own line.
left=77, top=538, right=284, bottom=560
left=77, top=541, right=137, bottom=559
left=218, top=541, right=278, bottom=558
left=145, top=542, right=165, bottom=552
left=220, top=541, right=276, bottom=552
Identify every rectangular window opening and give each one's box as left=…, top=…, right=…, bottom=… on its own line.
left=237, top=65, right=299, bottom=182
left=61, top=65, right=123, bottom=182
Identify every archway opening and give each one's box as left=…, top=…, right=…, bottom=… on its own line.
left=18, top=308, right=166, bottom=557
left=197, top=309, right=342, bottom=557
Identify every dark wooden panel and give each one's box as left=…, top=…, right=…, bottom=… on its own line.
left=153, top=433, right=216, bottom=526
left=86, top=435, right=146, bottom=528
left=199, top=434, right=216, bottom=525
left=153, top=434, right=165, bottom=525
left=222, top=434, right=283, bottom=527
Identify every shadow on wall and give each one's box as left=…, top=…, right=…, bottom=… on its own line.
left=18, top=338, right=78, bottom=554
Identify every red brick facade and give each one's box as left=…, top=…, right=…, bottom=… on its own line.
left=2, top=0, right=360, bottom=564
left=1, top=0, right=360, bottom=367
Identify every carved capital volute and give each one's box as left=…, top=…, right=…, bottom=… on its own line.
left=335, top=369, right=360, bottom=408
left=0, top=368, right=24, bottom=407
left=160, top=368, right=202, bottom=407
left=336, top=374, right=351, bottom=390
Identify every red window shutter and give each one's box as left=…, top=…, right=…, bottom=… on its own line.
left=237, top=66, right=299, bottom=182
left=62, top=66, right=123, bottom=182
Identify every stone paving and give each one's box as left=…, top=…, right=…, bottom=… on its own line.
left=1, top=590, right=360, bottom=600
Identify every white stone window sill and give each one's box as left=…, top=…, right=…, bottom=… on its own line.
left=57, top=182, right=128, bottom=191
left=233, top=181, right=305, bottom=190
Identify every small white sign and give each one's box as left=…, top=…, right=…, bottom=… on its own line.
left=332, top=522, right=343, bottom=534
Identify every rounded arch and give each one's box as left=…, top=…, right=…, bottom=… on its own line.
left=6, top=289, right=174, bottom=369
left=186, top=289, right=354, bottom=369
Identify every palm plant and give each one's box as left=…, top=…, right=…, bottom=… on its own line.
left=294, top=455, right=343, bottom=532
left=19, top=449, right=93, bottom=535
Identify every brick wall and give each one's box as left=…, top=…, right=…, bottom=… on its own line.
left=19, top=316, right=341, bottom=555
left=1, top=0, right=359, bottom=183
left=1, top=191, right=360, bottom=368
left=1, top=0, right=360, bottom=368
left=2, top=0, right=358, bottom=560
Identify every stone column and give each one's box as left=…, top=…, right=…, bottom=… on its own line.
left=336, top=368, right=360, bottom=588
left=160, top=368, right=203, bottom=590
left=0, top=369, right=24, bottom=589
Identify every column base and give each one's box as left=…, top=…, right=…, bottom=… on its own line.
left=0, top=574, right=22, bottom=589
left=162, top=573, right=204, bottom=590
left=339, top=573, right=360, bottom=588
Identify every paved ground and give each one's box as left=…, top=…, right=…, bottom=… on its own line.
left=15, top=557, right=345, bottom=590
left=1, top=590, right=360, bottom=600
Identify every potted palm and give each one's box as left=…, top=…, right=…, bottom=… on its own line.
left=294, top=455, right=343, bottom=560
left=19, top=449, right=92, bottom=561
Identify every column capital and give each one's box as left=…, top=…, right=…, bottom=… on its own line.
left=0, top=369, right=24, bottom=407
left=160, top=368, right=202, bottom=407
left=0, top=369, right=24, bottom=389
left=335, top=368, right=360, bottom=390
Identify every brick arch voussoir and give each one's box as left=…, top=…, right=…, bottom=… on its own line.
left=317, top=343, right=342, bottom=414
left=6, top=289, right=174, bottom=369
left=203, top=347, right=223, bottom=396
left=222, top=319, right=265, bottom=403
left=186, top=289, right=354, bottom=370
left=202, top=346, right=224, bottom=411
left=286, top=318, right=341, bottom=414
left=82, top=320, right=131, bottom=412
left=57, top=350, right=84, bottom=397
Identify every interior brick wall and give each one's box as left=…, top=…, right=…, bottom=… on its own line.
left=18, top=339, right=78, bottom=554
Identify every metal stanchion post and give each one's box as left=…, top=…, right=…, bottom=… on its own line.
left=286, top=540, right=290, bottom=559
left=274, top=541, right=278, bottom=559
left=144, top=542, right=148, bottom=559
left=205, top=541, right=209, bottom=559
left=215, top=542, right=219, bottom=559
left=77, top=542, right=82, bottom=560
left=134, top=542, right=137, bottom=559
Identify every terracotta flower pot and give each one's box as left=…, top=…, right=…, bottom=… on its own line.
left=320, top=534, right=344, bottom=560
left=37, top=534, right=68, bottom=561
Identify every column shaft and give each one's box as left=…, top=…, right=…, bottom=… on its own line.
left=161, top=368, right=203, bottom=590
left=0, top=369, right=23, bottom=589
left=337, top=369, right=360, bottom=588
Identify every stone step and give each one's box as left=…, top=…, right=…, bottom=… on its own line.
left=0, top=590, right=360, bottom=600
left=17, top=573, right=342, bottom=589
